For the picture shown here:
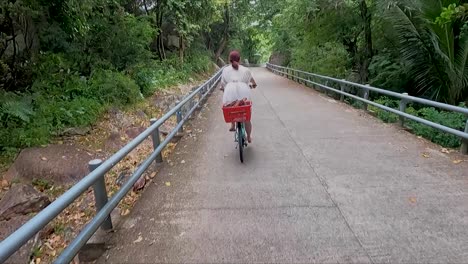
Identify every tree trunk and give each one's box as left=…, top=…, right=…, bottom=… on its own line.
left=215, top=37, right=227, bottom=62
left=143, top=0, right=149, bottom=15
left=155, top=2, right=166, bottom=61
left=179, top=35, right=184, bottom=64
left=214, top=3, right=230, bottom=64
left=359, top=0, right=373, bottom=84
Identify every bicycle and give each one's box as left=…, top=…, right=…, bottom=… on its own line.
left=222, top=101, right=252, bottom=163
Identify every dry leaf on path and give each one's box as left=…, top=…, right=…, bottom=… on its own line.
left=133, top=235, right=143, bottom=244
left=41, top=157, right=47, bottom=161
left=165, top=182, right=171, bottom=187
left=441, top=148, right=450, bottom=154
left=121, top=209, right=130, bottom=216
left=422, top=153, right=430, bottom=158
left=453, top=160, right=463, bottom=164
left=409, top=197, right=417, bottom=204
left=1, top=179, right=9, bottom=188
left=133, top=177, right=146, bottom=192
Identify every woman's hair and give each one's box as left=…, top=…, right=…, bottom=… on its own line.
left=229, top=50, right=241, bottom=70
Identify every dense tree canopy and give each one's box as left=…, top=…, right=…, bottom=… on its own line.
left=1, top=0, right=468, bottom=153
left=264, top=0, right=468, bottom=105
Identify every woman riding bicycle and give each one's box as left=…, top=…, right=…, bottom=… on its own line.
left=220, top=51, right=257, bottom=143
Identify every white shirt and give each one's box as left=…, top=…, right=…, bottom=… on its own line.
left=221, top=65, right=252, bottom=87
left=221, top=65, right=253, bottom=104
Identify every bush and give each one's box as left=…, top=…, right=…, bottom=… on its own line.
left=369, top=97, right=400, bottom=123
left=368, top=96, right=466, bottom=148
left=88, top=69, right=142, bottom=105
left=291, top=41, right=350, bottom=78
left=406, top=106, right=466, bottom=148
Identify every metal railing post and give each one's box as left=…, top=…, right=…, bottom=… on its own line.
left=340, top=80, right=346, bottom=102
left=363, top=85, right=370, bottom=111
left=198, top=91, right=203, bottom=108
left=176, top=101, right=184, bottom=133
left=150, top=118, right=163, bottom=163
left=399, top=93, right=409, bottom=127
left=89, top=159, right=113, bottom=231
left=461, top=119, right=468, bottom=154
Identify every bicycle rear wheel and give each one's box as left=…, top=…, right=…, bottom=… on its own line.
left=237, top=122, right=244, bottom=163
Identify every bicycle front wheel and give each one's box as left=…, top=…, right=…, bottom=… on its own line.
left=237, top=122, right=244, bottom=163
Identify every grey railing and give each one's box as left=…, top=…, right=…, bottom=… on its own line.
left=266, top=63, right=468, bottom=154
left=0, top=67, right=224, bottom=263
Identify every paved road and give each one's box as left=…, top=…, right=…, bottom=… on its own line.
left=100, top=68, right=468, bottom=263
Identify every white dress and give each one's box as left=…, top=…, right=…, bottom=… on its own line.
left=221, top=65, right=253, bottom=104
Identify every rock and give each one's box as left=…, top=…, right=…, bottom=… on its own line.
left=107, top=108, right=132, bottom=129
left=269, top=52, right=289, bottom=66
left=216, top=57, right=226, bottom=67
left=0, top=184, right=50, bottom=221
left=132, top=177, right=146, bottom=192
left=154, top=94, right=182, bottom=112
left=104, top=130, right=125, bottom=152
left=125, top=127, right=146, bottom=139
left=212, top=62, right=221, bottom=70
left=78, top=243, right=109, bottom=263
left=4, top=145, right=96, bottom=184
left=159, top=123, right=176, bottom=136
left=135, top=110, right=147, bottom=119
left=166, top=35, right=180, bottom=49
left=0, top=215, right=36, bottom=264
left=115, top=170, right=130, bottom=187
left=61, top=127, right=91, bottom=136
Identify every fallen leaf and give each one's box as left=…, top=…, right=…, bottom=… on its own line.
left=150, top=172, right=157, bottom=179
left=133, top=235, right=143, bottom=244
left=422, top=153, right=430, bottom=158
left=121, top=209, right=130, bottom=216
left=441, top=148, right=450, bottom=154
left=409, top=197, right=417, bottom=204
left=165, top=182, right=171, bottom=187
left=133, top=177, right=146, bottom=192
left=1, top=179, right=9, bottom=188
left=96, top=149, right=102, bottom=152
left=453, top=160, right=463, bottom=164
left=41, top=157, right=48, bottom=161
left=181, top=160, right=185, bottom=164
left=120, top=137, right=126, bottom=141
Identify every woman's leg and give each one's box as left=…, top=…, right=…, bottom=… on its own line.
left=245, top=121, right=252, bottom=143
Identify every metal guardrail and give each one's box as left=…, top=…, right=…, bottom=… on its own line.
left=0, top=67, right=224, bottom=263
left=266, top=63, right=468, bottom=154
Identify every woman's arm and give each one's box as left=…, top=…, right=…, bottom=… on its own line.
left=250, top=77, right=257, bottom=89
left=220, top=73, right=227, bottom=91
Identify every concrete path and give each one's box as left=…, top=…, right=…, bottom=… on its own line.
left=100, top=68, right=468, bottom=263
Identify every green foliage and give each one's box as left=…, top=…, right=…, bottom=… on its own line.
left=406, top=105, right=466, bottom=148
left=369, top=51, right=408, bottom=93
left=291, top=41, right=350, bottom=78
left=88, top=70, right=142, bottom=105
left=0, top=92, right=34, bottom=124
left=383, top=0, right=468, bottom=104
left=368, top=96, right=466, bottom=148
left=368, top=97, right=399, bottom=123
left=32, top=178, right=52, bottom=191
left=0, top=0, right=219, bottom=154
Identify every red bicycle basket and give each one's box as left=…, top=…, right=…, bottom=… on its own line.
left=222, top=102, right=252, bottom=123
